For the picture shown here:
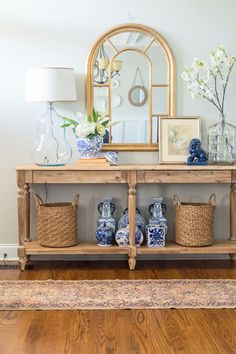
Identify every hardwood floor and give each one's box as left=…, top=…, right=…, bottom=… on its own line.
left=0, top=259, right=236, bottom=354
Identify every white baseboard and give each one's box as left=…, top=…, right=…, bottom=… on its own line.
left=0, top=244, right=19, bottom=261
left=0, top=244, right=231, bottom=261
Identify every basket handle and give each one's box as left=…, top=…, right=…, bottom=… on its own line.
left=72, top=194, right=79, bottom=209
left=208, top=193, right=216, bottom=207
left=173, top=194, right=181, bottom=208
left=35, top=194, right=44, bottom=208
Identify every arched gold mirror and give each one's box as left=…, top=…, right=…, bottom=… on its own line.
left=86, top=24, right=176, bottom=151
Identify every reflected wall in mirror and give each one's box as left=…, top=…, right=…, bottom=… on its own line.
left=86, top=24, right=176, bottom=151
left=128, top=66, right=148, bottom=107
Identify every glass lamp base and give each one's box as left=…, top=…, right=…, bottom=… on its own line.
left=30, top=103, right=72, bottom=166
left=35, top=163, right=66, bottom=167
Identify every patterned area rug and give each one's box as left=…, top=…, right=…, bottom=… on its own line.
left=0, top=279, right=236, bottom=310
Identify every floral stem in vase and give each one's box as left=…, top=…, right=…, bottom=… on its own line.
left=182, top=46, right=236, bottom=164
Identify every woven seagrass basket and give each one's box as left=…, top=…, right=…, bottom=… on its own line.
left=173, top=194, right=216, bottom=247
left=35, top=194, right=79, bottom=248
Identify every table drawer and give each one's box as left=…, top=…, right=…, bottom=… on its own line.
left=137, top=170, right=231, bottom=183
left=32, top=170, right=127, bottom=183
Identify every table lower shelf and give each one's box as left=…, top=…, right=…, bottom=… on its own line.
left=23, top=240, right=236, bottom=256
left=137, top=240, right=236, bottom=254
left=24, top=241, right=129, bottom=255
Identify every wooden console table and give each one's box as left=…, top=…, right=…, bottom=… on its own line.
left=16, top=164, right=236, bottom=270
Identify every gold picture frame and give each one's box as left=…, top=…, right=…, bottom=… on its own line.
left=159, top=116, right=200, bottom=164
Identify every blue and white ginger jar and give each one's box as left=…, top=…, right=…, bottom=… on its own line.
left=77, top=135, right=103, bottom=159
left=115, top=225, right=144, bottom=247
left=96, top=227, right=113, bottom=247
left=104, top=151, right=119, bottom=165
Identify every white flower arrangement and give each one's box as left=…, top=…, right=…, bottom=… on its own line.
left=62, top=109, right=115, bottom=139
left=182, top=46, right=236, bottom=114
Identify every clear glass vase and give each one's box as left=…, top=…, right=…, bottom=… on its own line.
left=30, top=103, right=72, bottom=166
left=208, top=113, right=236, bottom=164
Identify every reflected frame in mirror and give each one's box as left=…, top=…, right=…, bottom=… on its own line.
left=128, top=85, right=148, bottom=107
left=86, top=23, right=176, bottom=151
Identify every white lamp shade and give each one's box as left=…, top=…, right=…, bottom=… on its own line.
left=25, top=67, right=77, bottom=102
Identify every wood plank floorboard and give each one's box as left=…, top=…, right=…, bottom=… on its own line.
left=0, top=260, right=236, bottom=354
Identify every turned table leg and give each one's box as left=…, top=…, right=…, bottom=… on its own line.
left=128, top=246, right=137, bottom=270
left=229, top=171, right=236, bottom=261
left=17, top=171, right=30, bottom=270
left=128, top=171, right=137, bottom=270
left=18, top=247, right=27, bottom=271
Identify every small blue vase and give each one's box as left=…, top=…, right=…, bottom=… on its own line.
left=77, top=135, right=103, bottom=159
left=96, top=227, right=113, bottom=247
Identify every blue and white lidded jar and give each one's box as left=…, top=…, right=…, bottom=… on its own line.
left=96, top=227, right=113, bottom=247
left=115, top=225, right=144, bottom=247
left=77, top=135, right=103, bottom=159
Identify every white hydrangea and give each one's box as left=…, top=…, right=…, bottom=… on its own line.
left=75, top=122, right=96, bottom=139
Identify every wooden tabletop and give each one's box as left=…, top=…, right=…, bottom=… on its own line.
left=16, top=163, right=236, bottom=171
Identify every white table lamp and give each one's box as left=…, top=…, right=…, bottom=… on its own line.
left=25, top=67, right=77, bottom=166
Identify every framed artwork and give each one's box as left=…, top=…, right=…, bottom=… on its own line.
left=159, top=116, right=200, bottom=164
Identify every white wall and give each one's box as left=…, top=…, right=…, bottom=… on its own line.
left=0, top=0, right=236, bottom=248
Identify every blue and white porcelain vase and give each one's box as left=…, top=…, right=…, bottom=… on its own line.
left=118, top=208, right=146, bottom=233
left=96, top=227, right=113, bottom=247
left=115, top=225, right=144, bottom=247
left=146, top=197, right=167, bottom=247
left=148, top=197, right=167, bottom=224
left=145, top=224, right=166, bottom=247
left=97, top=197, right=116, bottom=235
left=104, top=151, right=119, bottom=165
left=77, top=135, right=103, bottom=159
left=96, top=197, right=116, bottom=246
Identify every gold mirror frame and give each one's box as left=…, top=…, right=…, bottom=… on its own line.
left=86, top=23, right=176, bottom=151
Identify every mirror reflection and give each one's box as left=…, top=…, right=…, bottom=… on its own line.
left=128, top=85, right=148, bottom=106
left=110, top=50, right=149, bottom=144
